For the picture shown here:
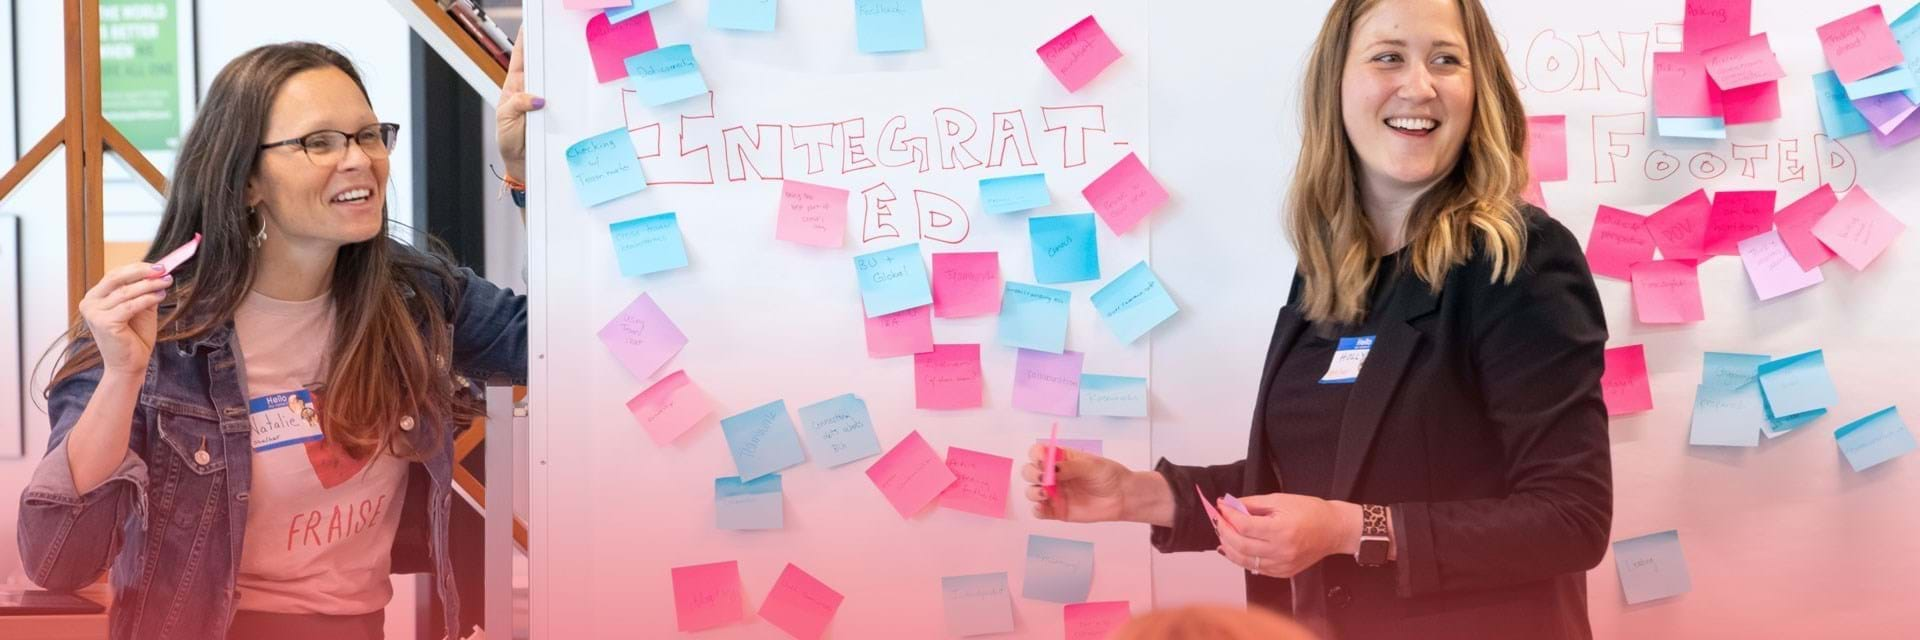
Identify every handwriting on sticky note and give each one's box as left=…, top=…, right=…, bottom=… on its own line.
left=1527, top=115, right=1568, bottom=182
left=1756, top=350, right=1838, bottom=419
left=915, top=344, right=984, bottom=410
left=797, top=394, right=883, bottom=468
left=854, top=0, right=925, bottom=53
left=1702, top=352, right=1770, bottom=389
left=1738, top=230, right=1823, bottom=300
left=626, top=44, right=709, bottom=106
left=1614, top=530, right=1691, bottom=604
left=1023, top=535, right=1095, bottom=604
left=1818, top=6, right=1905, bottom=83
left=758, top=564, right=843, bottom=640
left=1812, top=187, right=1906, bottom=271
left=626, top=370, right=713, bottom=445
left=1013, top=349, right=1084, bottom=417
left=1645, top=189, right=1712, bottom=260
left=671, top=561, right=744, bottom=632
left=997, top=282, right=1072, bottom=354
left=855, top=243, right=934, bottom=317
left=1654, top=52, right=1719, bottom=118
left=1691, top=383, right=1763, bottom=447
left=1586, top=206, right=1656, bottom=281
left=1835, top=407, right=1916, bottom=472
left=1775, top=185, right=1840, bottom=270
left=1079, top=374, right=1148, bottom=418
left=1090, top=261, right=1179, bottom=343
left=777, top=180, right=849, bottom=248
left=567, top=128, right=648, bottom=206
left=1703, top=190, right=1774, bottom=256
left=939, top=447, right=1013, bottom=518
left=610, top=212, right=688, bottom=277
left=863, top=303, right=933, bottom=359
left=719, top=400, right=807, bottom=481
left=1065, top=601, right=1133, bottom=640
left=931, top=251, right=1001, bottom=318
left=1029, top=213, right=1101, bottom=284
left=941, top=573, right=1015, bottom=637
left=979, top=173, right=1052, bottom=214
left=586, top=11, right=658, bottom=83
left=866, top=431, right=959, bottom=518
left=1039, top=16, right=1124, bottom=92
left=1813, top=71, right=1874, bottom=138
left=1083, top=153, right=1168, bottom=235
left=714, top=474, right=783, bottom=530
left=1702, top=33, right=1784, bottom=89
left=1601, top=345, right=1653, bottom=417
left=1630, top=261, right=1704, bottom=324
left=1683, top=0, right=1751, bottom=52
left=597, top=292, right=688, bottom=379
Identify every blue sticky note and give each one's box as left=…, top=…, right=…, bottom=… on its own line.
left=709, top=0, right=775, bottom=31
left=1079, top=374, right=1147, bottom=418
left=1022, top=535, right=1094, bottom=604
left=1755, top=350, right=1838, bottom=419
left=1896, top=4, right=1920, bottom=102
left=854, top=0, right=926, bottom=53
left=1689, top=383, right=1762, bottom=447
left=1762, top=405, right=1825, bottom=438
left=719, top=400, right=807, bottom=481
left=997, top=282, right=1070, bottom=354
left=608, top=0, right=676, bottom=24
left=1835, top=407, right=1916, bottom=471
left=796, top=394, right=883, bottom=468
left=625, top=44, right=708, bottom=106
left=609, top=213, right=688, bottom=276
left=1090, top=261, right=1179, bottom=343
left=1814, top=71, right=1874, bottom=139
left=941, top=573, right=1015, bottom=637
left=715, top=474, right=783, bottom=530
left=1613, top=530, right=1691, bottom=605
left=979, top=173, right=1052, bottom=214
left=1844, top=68, right=1920, bottom=100
left=854, top=243, right=933, bottom=317
left=1029, top=214, right=1100, bottom=284
left=1701, top=352, right=1770, bottom=389
left=565, top=128, right=648, bottom=207
left=1656, top=117, right=1727, bottom=139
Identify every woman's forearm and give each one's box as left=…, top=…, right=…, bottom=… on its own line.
left=65, top=370, right=144, bottom=494
left=1123, top=470, right=1176, bottom=527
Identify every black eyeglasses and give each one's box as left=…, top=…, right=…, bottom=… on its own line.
left=259, top=122, right=402, bottom=167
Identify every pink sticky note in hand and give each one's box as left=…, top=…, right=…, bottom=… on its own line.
left=1220, top=493, right=1250, bottom=516
left=1646, top=189, right=1713, bottom=261
left=1013, top=349, right=1084, bottom=417
left=1817, top=6, right=1905, bottom=84
left=1586, top=206, right=1657, bottom=281
left=155, top=233, right=202, bottom=275
left=1083, top=153, right=1169, bottom=235
left=863, top=303, right=933, bottom=359
left=1654, top=52, right=1722, bottom=118
left=1683, top=0, right=1752, bottom=52
left=1703, top=190, right=1775, bottom=256
left=1631, top=260, right=1706, bottom=324
left=626, top=370, right=714, bottom=445
left=931, top=251, right=1001, bottom=318
left=1702, top=33, right=1786, bottom=89
left=1526, top=115, right=1568, bottom=183
left=671, top=561, right=744, bottom=632
left=585, top=11, right=658, bottom=83
left=1064, top=601, right=1133, bottom=640
left=1738, top=230, right=1825, bottom=300
left=1721, top=80, right=1782, bottom=125
left=914, top=344, right=984, bottom=410
left=939, top=447, right=1013, bottom=518
left=1774, top=185, right=1840, bottom=270
left=759, top=564, right=844, bottom=640
left=776, top=180, right=850, bottom=248
left=1813, top=187, right=1907, bottom=271
left=1601, top=344, right=1655, bottom=417
left=1194, top=485, right=1237, bottom=535
left=866, top=431, right=959, bottom=518
left=1042, top=422, right=1060, bottom=498
left=597, top=292, right=690, bottom=380
left=1038, top=16, right=1123, bottom=92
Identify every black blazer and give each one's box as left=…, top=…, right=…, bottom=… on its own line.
left=1152, top=208, right=1613, bottom=640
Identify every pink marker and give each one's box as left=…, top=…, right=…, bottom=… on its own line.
left=1041, top=422, right=1060, bottom=498
left=154, top=233, right=202, bottom=275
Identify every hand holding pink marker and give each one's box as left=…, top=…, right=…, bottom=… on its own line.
left=1041, top=422, right=1060, bottom=498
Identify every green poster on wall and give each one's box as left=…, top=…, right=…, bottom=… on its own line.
left=100, top=0, right=183, bottom=152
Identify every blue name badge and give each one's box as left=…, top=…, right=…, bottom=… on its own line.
left=248, top=389, right=326, bottom=452
left=1319, top=336, right=1375, bottom=385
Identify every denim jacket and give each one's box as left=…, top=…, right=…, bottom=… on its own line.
left=16, top=245, right=527, bottom=640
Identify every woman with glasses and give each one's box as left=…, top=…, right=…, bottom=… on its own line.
left=17, top=39, right=543, bottom=640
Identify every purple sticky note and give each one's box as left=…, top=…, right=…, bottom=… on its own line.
left=598, top=292, right=689, bottom=380
left=1012, top=349, right=1084, bottom=417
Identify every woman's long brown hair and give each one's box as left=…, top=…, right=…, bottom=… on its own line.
left=1288, top=0, right=1532, bottom=326
left=47, top=43, right=474, bottom=461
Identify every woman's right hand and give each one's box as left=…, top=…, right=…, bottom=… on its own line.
left=79, top=262, right=171, bottom=375
left=1022, top=443, right=1133, bottom=523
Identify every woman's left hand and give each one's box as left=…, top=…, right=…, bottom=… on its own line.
left=497, top=27, right=544, bottom=182
left=1214, top=493, right=1362, bottom=578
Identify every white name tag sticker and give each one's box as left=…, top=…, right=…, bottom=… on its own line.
left=1320, top=335, right=1375, bottom=385
left=248, top=389, right=325, bottom=452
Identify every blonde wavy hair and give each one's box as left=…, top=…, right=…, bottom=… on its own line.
left=1288, top=0, right=1531, bottom=325
left=1112, top=604, right=1319, bottom=640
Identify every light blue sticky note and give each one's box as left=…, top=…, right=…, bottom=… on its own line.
left=609, top=212, right=688, bottom=276
left=1762, top=405, right=1825, bottom=439
left=1689, top=383, right=1762, bottom=447
left=1022, top=535, right=1094, bottom=604
left=1755, top=350, right=1838, bottom=419
left=1814, top=71, right=1874, bottom=139
left=709, top=0, right=775, bottom=31
left=1656, top=117, right=1727, bottom=139
left=1029, top=214, right=1100, bottom=284
left=566, top=128, right=648, bottom=207
left=1079, top=374, right=1147, bottom=418
left=608, top=0, right=676, bottom=24
left=1844, top=67, right=1920, bottom=100
left=796, top=394, right=883, bottom=468
left=941, top=573, right=1015, bottom=637
left=1090, top=261, right=1179, bottom=343
left=997, top=282, right=1070, bottom=354
left=719, top=400, right=807, bottom=481
left=1613, top=530, right=1691, bottom=605
left=1835, top=407, right=1916, bottom=472
left=854, top=243, right=933, bottom=317
left=625, top=44, right=708, bottom=106
left=854, top=0, right=926, bottom=53
left=1896, top=3, right=1920, bottom=102
left=979, top=173, right=1052, bottom=214
left=1701, top=352, right=1770, bottom=389
left=715, top=474, right=783, bottom=530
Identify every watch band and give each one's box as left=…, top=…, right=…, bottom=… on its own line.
left=1355, top=504, right=1391, bottom=567
left=1360, top=504, right=1390, bottom=538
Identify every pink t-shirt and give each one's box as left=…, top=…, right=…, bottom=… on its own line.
left=233, top=289, right=407, bottom=615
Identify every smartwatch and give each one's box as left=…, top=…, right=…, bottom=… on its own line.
left=1355, top=504, right=1392, bottom=567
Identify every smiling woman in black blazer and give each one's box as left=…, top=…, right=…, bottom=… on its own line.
left=1020, top=0, right=1611, bottom=638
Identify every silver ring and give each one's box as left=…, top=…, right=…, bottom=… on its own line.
left=1253, top=557, right=1262, bottom=575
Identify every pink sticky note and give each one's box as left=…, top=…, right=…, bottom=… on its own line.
left=776, top=180, right=850, bottom=248
left=626, top=370, right=714, bottom=445
left=1817, top=6, right=1905, bottom=84
left=1702, top=33, right=1785, bottom=89
left=1684, top=0, right=1752, bottom=52
left=866, top=431, right=959, bottom=518
left=1813, top=188, right=1907, bottom=271
left=759, top=564, right=844, bottom=640
left=1738, top=230, right=1825, bottom=300
left=1194, top=485, right=1237, bottom=535
left=1703, top=190, right=1775, bottom=256
left=939, top=447, right=1013, bottom=518
left=931, top=252, right=1002, bottom=318
left=864, top=303, right=933, bottom=358
left=1220, top=493, right=1249, bottom=515
left=1721, top=80, right=1781, bottom=125
left=586, top=11, right=659, bottom=84
left=567, top=0, right=629, bottom=9
left=1646, top=189, right=1712, bottom=261
left=1064, top=601, right=1133, bottom=640
left=1654, top=52, right=1722, bottom=118
left=671, top=561, right=744, bottom=632
left=1037, top=16, right=1123, bottom=92
left=1013, top=349, right=1084, bottom=417
left=597, top=292, right=689, bottom=380
left=1774, top=185, right=1840, bottom=270
left=1631, top=260, right=1705, bottom=324
left=1083, top=153, right=1169, bottom=236
left=1520, top=177, right=1549, bottom=210
left=155, top=233, right=202, bottom=275
left=1601, top=345, right=1654, bottom=417
left=1586, top=206, right=1657, bottom=281
left=1526, top=116, right=1568, bottom=183
left=914, top=344, right=983, bottom=410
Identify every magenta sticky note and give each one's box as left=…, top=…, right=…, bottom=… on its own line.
left=776, top=180, right=850, bottom=248
left=1646, top=189, right=1713, bottom=261
left=1683, top=0, right=1752, bottom=52
left=671, top=561, right=744, bottom=632
left=930, top=251, right=1002, bottom=318
left=1818, top=6, right=1905, bottom=83
left=1702, top=33, right=1785, bottom=89
left=914, top=344, right=984, bottom=410
left=1654, top=52, right=1722, bottom=118
left=1526, top=115, right=1569, bottom=183
left=1631, top=260, right=1705, bottom=324
left=759, top=564, right=843, bottom=640
left=1083, top=153, right=1169, bottom=236
left=1774, top=185, right=1840, bottom=270
left=1038, top=16, right=1123, bottom=92
left=1602, top=345, right=1654, bottom=417
left=864, top=303, right=933, bottom=359
left=1813, top=187, right=1906, bottom=270
left=1721, top=80, right=1781, bottom=125
left=1703, top=190, right=1775, bottom=256
left=939, top=447, right=1013, bottom=518
left=1064, top=601, right=1133, bottom=640
left=1586, top=205, right=1657, bottom=281
left=1013, top=349, right=1084, bottom=417
left=866, top=431, right=959, bottom=518
left=1739, top=230, right=1825, bottom=300
left=626, top=370, right=714, bottom=445
left=598, top=292, right=689, bottom=380
left=586, top=11, right=659, bottom=84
